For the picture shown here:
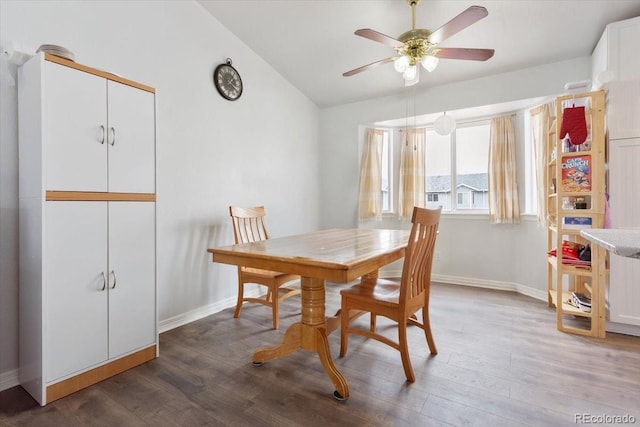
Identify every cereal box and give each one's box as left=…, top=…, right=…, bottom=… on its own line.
left=561, top=155, right=591, bottom=192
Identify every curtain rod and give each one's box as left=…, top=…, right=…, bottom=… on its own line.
left=375, top=111, right=519, bottom=131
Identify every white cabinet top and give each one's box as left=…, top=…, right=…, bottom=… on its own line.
left=580, top=228, right=640, bottom=259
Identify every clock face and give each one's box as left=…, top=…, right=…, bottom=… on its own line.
left=214, top=63, right=243, bottom=101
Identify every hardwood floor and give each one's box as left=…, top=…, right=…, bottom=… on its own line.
left=2, top=282, right=639, bottom=426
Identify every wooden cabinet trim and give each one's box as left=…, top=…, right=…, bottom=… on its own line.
left=46, top=345, right=157, bottom=404
left=44, top=53, right=155, bottom=94
left=46, top=191, right=156, bottom=202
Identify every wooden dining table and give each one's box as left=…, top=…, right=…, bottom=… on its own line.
left=207, top=227, right=410, bottom=400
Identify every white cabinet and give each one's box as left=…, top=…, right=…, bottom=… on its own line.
left=107, top=202, right=156, bottom=357
left=591, top=16, right=640, bottom=85
left=607, top=138, right=640, bottom=328
left=43, top=60, right=155, bottom=193
left=45, top=202, right=109, bottom=382
left=606, top=80, right=640, bottom=140
left=45, top=202, right=156, bottom=383
left=18, top=53, right=157, bottom=405
left=592, top=16, right=640, bottom=336
left=106, top=81, right=156, bottom=193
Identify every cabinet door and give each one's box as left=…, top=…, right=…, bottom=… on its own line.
left=108, top=202, right=156, bottom=358
left=607, top=81, right=640, bottom=140
left=107, top=81, right=155, bottom=193
left=45, top=202, right=108, bottom=382
left=608, top=138, right=640, bottom=326
left=610, top=17, right=640, bottom=81
left=44, top=61, right=108, bottom=192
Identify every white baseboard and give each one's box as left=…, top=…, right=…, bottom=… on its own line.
left=431, top=274, right=549, bottom=302
left=0, top=368, right=19, bottom=392
left=380, top=270, right=548, bottom=302
left=158, top=290, right=262, bottom=333
left=159, top=296, right=236, bottom=333
left=606, top=321, right=640, bottom=337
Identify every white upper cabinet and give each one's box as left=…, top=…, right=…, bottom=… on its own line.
left=606, top=80, right=640, bottom=140
left=107, top=81, right=156, bottom=193
left=591, top=16, right=640, bottom=85
left=41, top=58, right=155, bottom=193
left=44, top=61, right=108, bottom=192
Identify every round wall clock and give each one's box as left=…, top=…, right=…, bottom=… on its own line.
left=213, top=58, right=243, bottom=101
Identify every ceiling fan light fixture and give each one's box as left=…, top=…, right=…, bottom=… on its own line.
left=421, top=55, right=439, bottom=72
left=434, top=112, right=456, bottom=135
left=343, top=4, right=494, bottom=85
left=402, top=64, right=417, bottom=81
left=394, top=55, right=410, bottom=73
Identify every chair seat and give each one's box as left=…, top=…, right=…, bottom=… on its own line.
left=340, top=279, right=400, bottom=305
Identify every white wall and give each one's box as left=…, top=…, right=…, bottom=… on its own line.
left=318, top=57, right=592, bottom=297
left=0, top=0, right=320, bottom=388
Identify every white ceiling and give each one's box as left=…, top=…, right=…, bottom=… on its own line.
left=198, top=0, right=640, bottom=108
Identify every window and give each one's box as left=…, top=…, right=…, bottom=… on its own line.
left=425, top=122, right=490, bottom=211
left=425, top=130, right=451, bottom=210
left=368, top=98, right=544, bottom=219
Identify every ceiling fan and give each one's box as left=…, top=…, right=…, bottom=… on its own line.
left=343, top=0, right=495, bottom=86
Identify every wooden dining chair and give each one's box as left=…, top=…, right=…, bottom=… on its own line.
left=339, top=206, right=441, bottom=382
left=229, top=206, right=300, bottom=329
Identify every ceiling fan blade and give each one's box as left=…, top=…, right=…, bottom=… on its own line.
left=434, top=47, right=495, bottom=61
left=355, top=28, right=404, bottom=48
left=343, top=57, right=395, bottom=77
left=427, top=6, right=488, bottom=45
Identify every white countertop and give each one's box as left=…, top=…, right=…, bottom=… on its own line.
left=580, top=229, right=640, bottom=259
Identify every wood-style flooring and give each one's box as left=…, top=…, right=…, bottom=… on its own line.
left=2, top=282, right=640, bottom=426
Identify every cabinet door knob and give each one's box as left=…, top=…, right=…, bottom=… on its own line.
left=97, top=125, right=105, bottom=144
left=101, top=271, right=107, bottom=291
left=110, top=270, right=117, bottom=289
left=108, top=127, right=116, bottom=146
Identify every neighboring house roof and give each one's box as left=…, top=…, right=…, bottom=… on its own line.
left=427, top=173, right=488, bottom=192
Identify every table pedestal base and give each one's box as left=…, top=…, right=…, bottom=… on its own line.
left=252, top=277, right=349, bottom=400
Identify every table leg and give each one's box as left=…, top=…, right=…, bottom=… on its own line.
left=360, top=269, right=379, bottom=287
left=252, top=276, right=350, bottom=399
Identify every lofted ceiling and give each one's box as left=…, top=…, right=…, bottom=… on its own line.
left=198, top=0, right=640, bottom=108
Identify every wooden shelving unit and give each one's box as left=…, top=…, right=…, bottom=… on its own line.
left=546, top=90, right=607, bottom=338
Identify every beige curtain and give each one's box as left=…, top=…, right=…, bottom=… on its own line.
left=488, top=115, right=520, bottom=224
left=398, top=128, right=426, bottom=219
left=529, top=102, right=554, bottom=226
left=358, top=128, right=384, bottom=220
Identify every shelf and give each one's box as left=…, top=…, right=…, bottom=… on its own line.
left=555, top=228, right=589, bottom=235
left=558, top=210, right=593, bottom=216
left=559, top=149, right=593, bottom=157
left=547, top=257, right=592, bottom=276
left=546, top=90, right=606, bottom=338
left=549, top=290, right=592, bottom=318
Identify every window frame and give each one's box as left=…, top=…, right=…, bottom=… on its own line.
left=425, top=120, right=491, bottom=213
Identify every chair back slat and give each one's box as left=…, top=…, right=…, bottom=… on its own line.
left=229, top=206, right=270, bottom=244
left=399, top=207, right=441, bottom=309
